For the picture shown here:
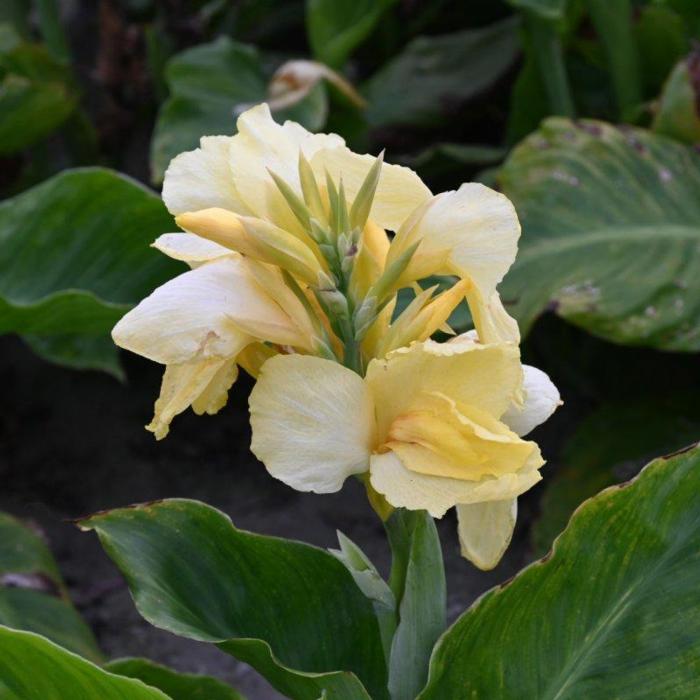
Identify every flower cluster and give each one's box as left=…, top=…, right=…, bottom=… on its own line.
left=112, top=104, right=560, bottom=569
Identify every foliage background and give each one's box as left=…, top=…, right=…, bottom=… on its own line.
left=1, top=0, right=700, bottom=697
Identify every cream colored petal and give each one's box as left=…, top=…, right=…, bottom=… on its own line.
left=112, top=257, right=300, bottom=365
left=456, top=499, right=517, bottom=570
left=467, top=287, right=520, bottom=344
left=369, top=451, right=541, bottom=519
left=152, top=233, right=233, bottom=265
left=311, top=147, right=431, bottom=232
left=162, top=136, right=250, bottom=216
left=229, top=103, right=343, bottom=229
left=249, top=355, right=374, bottom=493
left=147, top=358, right=238, bottom=440
left=391, top=183, right=519, bottom=292
left=502, top=364, right=561, bottom=437
left=365, top=339, right=522, bottom=439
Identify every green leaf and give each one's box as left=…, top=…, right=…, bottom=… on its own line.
left=499, top=118, right=700, bottom=350
left=306, top=0, right=396, bottom=68
left=385, top=511, right=445, bottom=700
left=79, top=499, right=387, bottom=700
left=0, top=513, right=101, bottom=662
left=0, top=167, right=182, bottom=368
left=151, top=37, right=327, bottom=183
left=364, top=17, right=519, bottom=129
left=21, top=334, right=125, bottom=380
left=0, top=626, right=169, bottom=699
left=653, top=51, right=700, bottom=144
left=0, top=43, right=76, bottom=153
left=106, top=658, right=245, bottom=700
left=532, top=394, right=700, bottom=555
left=419, top=442, right=700, bottom=699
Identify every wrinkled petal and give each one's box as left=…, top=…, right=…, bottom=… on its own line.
left=162, top=136, right=250, bottom=216
left=311, top=147, right=432, bottom=232
left=502, top=364, right=561, bottom=437
left=249, top=355, right=374, bottom=493
left=467, top=287, right=520, bottom=344
left=456, top=499, right=517, bottom=571
left=112, top=257, right=303, bottom=365
left=229, top=103, right=343, bottom=231
left=152, top=232, right=232, bottom=265
left=384, top=392, right=542, bottom=481
left=369, top=451, right=541, bottom=519
left=390, top=183, right=519, bottom=293
left=365, top=339, right=522, bottom=438
left=147, top=358, right=238, bottom=440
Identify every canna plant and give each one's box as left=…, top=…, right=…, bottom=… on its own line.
left=111, top=103, right=561, bottom=571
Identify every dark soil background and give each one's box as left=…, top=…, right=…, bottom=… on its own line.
left=1, top=331, right=572, bottom=698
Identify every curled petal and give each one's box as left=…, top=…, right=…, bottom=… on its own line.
left=456, top=499, right=517, bottom=571
left=162, top=136, right=250, bottom=215
left=112, top=257, right=304, bottom=365
left=369, top=451, right=541, bottom=519
left=502, top=365, right=561, bottom=437
left=249, top=355, right=374, bottom=493
left=147, top=358, right=238, bottom=440
left=365, top=339, right=522, bottom=439
left=390, top=183, right=519, bottom=293
left=152, top=233, right=232, bottom=265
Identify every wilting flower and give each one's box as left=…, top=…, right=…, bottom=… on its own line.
left=249, top=335, right=560, bottom=569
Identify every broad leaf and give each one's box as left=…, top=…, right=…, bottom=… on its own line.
left=306, top=0, right=396, bottom=68
left=385, top=510, right=445, bottom=700
left=0, top=167, right=181, bottom=370
left=365, top=18, right=519, bottom=129
left=532, top=394, right=700, bottom=555
left=0, top=512, right=101, bottom=662
left=151, top=37, right=328, bottom=183
left=419, top=443, right=700, bottom=698
left=80, top=499, right=387, bottom=700
left=106, top=658, right=244, bottom=700
left=0, top=42, right=76, bottom=153
left=499, top=118, right=700, bottom=350
left=0, top=626, right=169, bottom=699
left=653, top=52, right=700, bottom=144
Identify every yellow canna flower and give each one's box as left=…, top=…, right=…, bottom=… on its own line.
left=249, top=336, right=560, bottom=569
left=112, top=234, right=319, bottom=439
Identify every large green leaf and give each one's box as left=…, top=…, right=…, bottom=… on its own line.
left=306, top=0, right=396, bottom=68
left=151, top=37, right=328, bottom=183
left=364, top=18, right=519, bottom=129
left=0, top=42, right=76, bottom=153
left=0, top=513, right=102, bottom=662
left=80, top=499, right=387, bottom=700
left=0, top=626, right=169, bottom=699
left=506, top=0, right=568, bottom=22
left=0, top=167, right=181, bottom=369
left=419, top=443, right=700, bottom=698
left=106, top=658, right=245, bottom=700
left=499, top=118, right=700, bottom=350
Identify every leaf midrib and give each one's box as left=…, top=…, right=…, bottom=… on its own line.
left=515, top=224, right=700, bottom=265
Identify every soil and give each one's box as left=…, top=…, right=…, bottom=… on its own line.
left=1, top=333, right=568, bottom=699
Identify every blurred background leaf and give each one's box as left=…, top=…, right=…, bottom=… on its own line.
left=499, top=118, right=700, bottom=350
left=0, top=168, right=182, bottom=376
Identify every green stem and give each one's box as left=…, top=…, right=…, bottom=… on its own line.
left=587, top=0, right=641, bottom=120
left=525, top=11, right=575, bottom=117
